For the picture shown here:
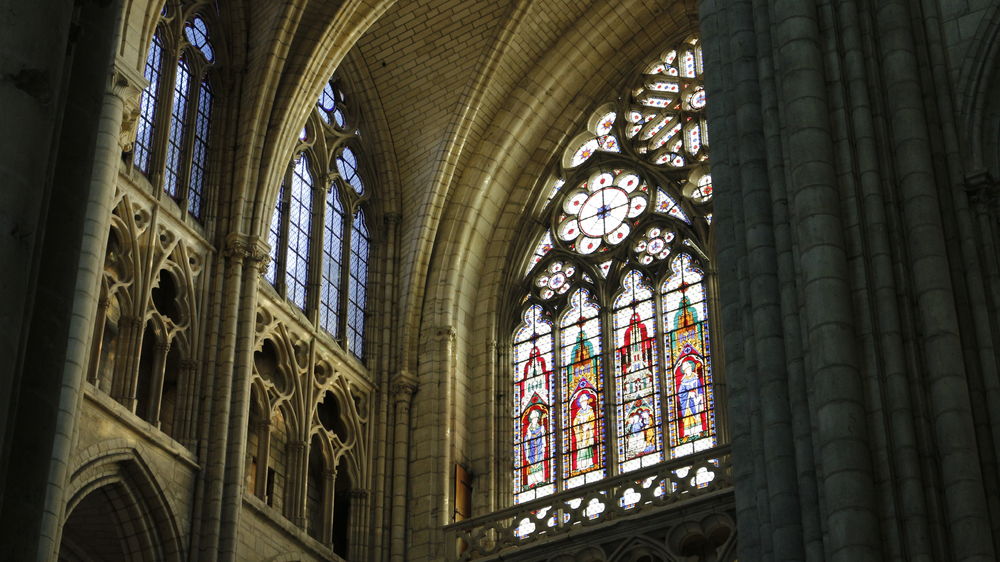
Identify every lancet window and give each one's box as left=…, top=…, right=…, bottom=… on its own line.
left=133, top=3, right=217, bottom=219
left=513, top=36, right=716, bottom=504
left=265, top=78, right=372, bottom=361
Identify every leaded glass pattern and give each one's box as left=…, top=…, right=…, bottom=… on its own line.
left=320, top=188, right=345, bottom=336
left=662, top=253, right=715, bottom=458
left=286, top=155, right=314, bottom=310
left=266, top=182, right=285, bottom=286
left=347, top=211, right=369, bottom=359
left=512, top=35, right=715, bottom=503
left=188, top=80, right=212, bottom=217
left=164, top=59, right=192, bottom=199
left=266, top=76, right=374, bottom=361
left=560, top=289, right=605, bottom=488
left=132, top=15, right=216, bottom=220
left=134, top=31, right=164, bottom=174
left=513, top=306, right=556, bottom=504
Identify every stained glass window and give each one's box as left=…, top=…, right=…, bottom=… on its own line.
left=188, top=80, right=212, bottom=217
left=266, top=182, right=285, bottom=286
left=163, top=59, right=191, bottom=199
left=512, top=35, right=715, bottom=503
left=265, top=77, right=373, bottom=362
left=134, top=31, right=163, bottom=174
left=286, top=155, right=314, bottom=310
left=133, top=15, right=216, bottom=220
left=320, top=188, right=345, bottom=336
left=347, top=210, right=369, bottom=358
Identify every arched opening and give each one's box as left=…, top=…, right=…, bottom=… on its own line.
left=306, top=435, right=326, bottom=541
left=268, top=405, right=289, bottom=510
left=96, top=290, right=121, bottom=393
left=159, top=345, right=182, bottom=439
left=150, top=269, right=182, bottom=324
left=60, top=483, right=154, bottom=562
left=317, top=391, right=349, bottom=442
left=332, top=455, right=352, bottom=558
left=134, top=323, right=158, bottom=420
left=246, top=387, right=266, bottom=499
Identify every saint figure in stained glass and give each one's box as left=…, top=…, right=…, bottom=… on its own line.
left=571, top=391, right=596, bottom=471
left=674, top=350, right=707, bottom=441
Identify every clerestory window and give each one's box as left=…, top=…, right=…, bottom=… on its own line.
left=266, top=79, right=371, bottom=361
left=513, top=36, right=717, bottom=504
left=133, top=5, right=217, bottom=220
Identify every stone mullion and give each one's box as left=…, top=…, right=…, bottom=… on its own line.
left=255, top=421, right=272, bottom=500
left=552, top=318, right=565, bottom=492
left=286, top=440, right=308, bottom=526
left=872, top=1, right=996, bottom=558
left=600, top=299, right=618, bottom=476
left=321, top=468, right=336, bottom=545
left=87, top=294, right=110, bottom=386
left=177, top=359, right=200, bottom=447
left=114, top=315, right=145, bottom=411
left=148, top=340, right=172, bottom=426
left=699, top=1, right=761, bottom=557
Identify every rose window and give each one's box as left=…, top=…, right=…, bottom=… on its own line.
left=558, top=171, right=649, bottom=255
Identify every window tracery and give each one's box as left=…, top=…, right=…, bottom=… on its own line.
left=513, top=36, right=715, bottom=504
left=266, top=77, right=372, bottom=361
left=133, top=4, right=217, bottom=220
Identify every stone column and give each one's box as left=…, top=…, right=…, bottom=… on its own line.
left=390, top=380, right=417, bottom=562
left=348, top=488, right=370, bottom=560
left=0, top=0, right=137, bottom=555
left=218, top=234, right=270, bottom=561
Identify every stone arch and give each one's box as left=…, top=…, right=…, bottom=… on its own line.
left=61, top=443, right=182, bottom=562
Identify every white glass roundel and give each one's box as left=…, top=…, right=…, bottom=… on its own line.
left=578, top=187, right=630, bottom=237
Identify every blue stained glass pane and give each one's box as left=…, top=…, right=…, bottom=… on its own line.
left=347, top=210, right=369, bottom=359
left=134, top=32, right=164, bottom=174
left=187, top=80, right=212, bottom=218
left=336, top=148, right=364, bottom=195
left=320, top=188, right=344, bottom=336
left=164, top=60, right=192, bottom=199
left=266, top=183, right=285, bottom=286
left=318, top=83, right=336, bottom=124
left=285, top=155, right=313, bottom=309
left=184, top=16, right=214, bottom=62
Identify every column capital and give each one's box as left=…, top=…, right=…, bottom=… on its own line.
left=966, top=170, right=999, bottom=213
left=110, top=63, right=147, bottom=153
left=224, top=233, right=271, bottom=271
left=435, top=326, right=456, bottom=343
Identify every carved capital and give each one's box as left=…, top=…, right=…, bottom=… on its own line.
left=966, top=170, right=1000, bottom=215
left=179, top=359, right=199, bottom=371
left=349, top=489, right=369, bottom=500
left=224, top=233, right=271, bottom=271
left=110, top=64, right=147, bottom=153
left=391, top=381, right=417, bottom=401
left=384, top=212, right=401, bottom=227
left=435, top=326, right=457, bottom=342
